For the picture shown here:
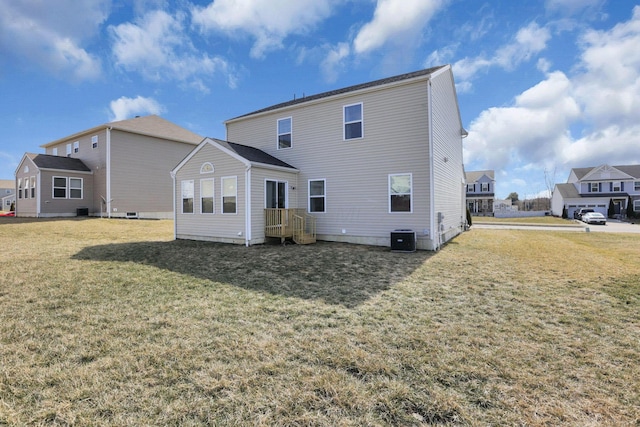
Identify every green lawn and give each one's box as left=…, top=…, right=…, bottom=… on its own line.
left=0, top=218, right=638, bottom=425
left=472, top=215, right=574, bottom=225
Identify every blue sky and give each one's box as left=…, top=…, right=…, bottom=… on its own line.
left=1, top=0, right=638, bottom=199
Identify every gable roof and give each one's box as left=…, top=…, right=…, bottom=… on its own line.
left=555, top=183, right=581, bottom=199
left=41, top=115, right=203, bottom=148
left=227, top=65, right=447, bottom=121
left=572, top=164, right=640, bottom=180
left=465, top=170, right=495, bottom=182
left=0, top=179, right=14, bottom=189
left=172, top=138, right=297, bottom=175
left=26, top=153, right=91, bottom=172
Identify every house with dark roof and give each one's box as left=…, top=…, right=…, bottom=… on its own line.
left=172, top=65, right=467, bottom=250
left=551, top=164, right=640, bottom=219
left=465, top=170, right=495, bottom=215
left=15, top=115, right=202, bottom=218
left=0, top=179, right=16, bottom=211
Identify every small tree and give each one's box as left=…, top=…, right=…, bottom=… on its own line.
left=608, top=199, right=615, bottom=218
left=466, top=206, right=473, bottom=228
left=628, top=196, right=635, bottom=219
left=507, top=192, right=519, bottom=203
left=562, top=206, right=568, bottom=219
left=9, top=201, right=15, bottom=212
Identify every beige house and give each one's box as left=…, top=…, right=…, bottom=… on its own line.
left=172, top=65, right=467, bottom=250
left=15, top=115, right=202, bottom=218
left=0, top=179, right=16, bottom=211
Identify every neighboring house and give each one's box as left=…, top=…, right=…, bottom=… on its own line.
left=551, top=164, right=640, bottom=218
left=466, top=170, right=495, bottom=215
left=172, top=65, right=467, bottom=250
left=15, top=115, right=202, bottom=218
left=0, top=179, right=15, bottom=211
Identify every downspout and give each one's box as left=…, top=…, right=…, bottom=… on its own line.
left=36, top=171, right=41, bottom=217
left=106, top=127, right=112, bottom=218
left=170, top=171, right=177, bottom=240
left=245, top=165, right=252, bottom=246
left=427, top=79, right=438, bottom=250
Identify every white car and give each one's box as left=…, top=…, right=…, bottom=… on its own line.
left=582, top=212, right=606, bottom=225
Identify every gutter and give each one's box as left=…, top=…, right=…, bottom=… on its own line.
left=106, top=127, right=112, bottom=218
left=428, top=79, right=438, bottom=250
left=245, top=165, right=252, bottom=246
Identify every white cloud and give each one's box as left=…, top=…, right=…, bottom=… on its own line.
left=110, top=9, right=235, bottom=91
left=453, top=22, right=551, bottom=88
left=353, top=0, right=446, bottom=54
left=191, top=0, right=336, bottom=59
left=545, top=0, right=604, bottom=16
left=109, top=96, right=165, bottom=121
left=0, top=0, right=107, bottom=80
left=320, top=43, right=351, bottom=83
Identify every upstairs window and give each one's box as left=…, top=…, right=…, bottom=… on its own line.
left=612, top=182, right=621, bottom=192
left=73, top=141, right=79, bottom=153
left=222, top=176, right=237, bottom=214
left=467, top=184, right=475, bottom=192
left=23, top=179, right=29, bottom=199
left=181, top=180, right=194, bottom=213
left=52, top=147, right=58, bottom=156
left=277, top=117, right=292, bottom=149
left=92, top=135, right=98, bottom=149
left=481, top=183, right=490, bottom=192
left=30, top=176, right=36, bottom=198
left=18, top=179, right=22, bottom=199
left=66, top=144, right=72, bottom=156
left=344, top=103, right=363, bottom=140
left=389, top=173, right=412, bottom=213
left=590, top=183, right=599, bottom=192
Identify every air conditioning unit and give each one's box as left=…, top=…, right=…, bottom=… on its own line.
left=125, top=212, right=138, bottom=219
left=390, top=229, right=416, bottom=252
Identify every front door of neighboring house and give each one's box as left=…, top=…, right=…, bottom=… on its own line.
left=266, top=180, right=287, bottom=209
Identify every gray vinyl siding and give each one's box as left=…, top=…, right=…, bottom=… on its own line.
left=174, top=144, right=246, bottom=242
left=110, top=130, right=197, bottom=218
left=430, top=69, right=466, bottom=244
left=15, top=157, right=38, bottom=217
left=227, top=77, right=435, bottom=247
left=249, top=167, right=299, bottom=243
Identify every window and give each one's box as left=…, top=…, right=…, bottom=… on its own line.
left=69, top=178, right=82, bottom=199
left=481, top=183, right=490, bottom=192
left=612, top=182, right=621, bottom=192
left=23, top=179, right=29, bottom=199
left=277, top=117, right=292, bottom=149
left=635, top=200, right=640, bottom=211
left=590, top=183, right=599, bottom=192
left=73, top=141, right=79, bottom=153
left=200, top=178, right=214, bottom=214
left=53, top=177, right=67, bottom=198
left=467, top=184, right=475, bottom=192
left=389, top=173, right=412, bottom=213
left=200, top=162, right=214, bottom=174
left=181, top=180, right=194, bottom=213
left=17, top=179, right=22, bottom=199
left=308, top=179, right=326, bottom=213
left=222, top=177, right=237, bottom=214
left=344, top=103, right=363, bottom=140
left=52, top=147, right=58, bottom=156
left=66, top=144, right=72, bottom=156
left=635, top=182, right=640, bottom=191
left=92, top=135, right=98, bottom=149
left=266, top=180, right=287, bottom=209
left=30, top=176, right=36, bottom=198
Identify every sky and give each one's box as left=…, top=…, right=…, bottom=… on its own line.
left=1, top=0, right=639, bottom=199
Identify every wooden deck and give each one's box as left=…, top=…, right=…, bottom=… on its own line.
left=265, top=208, right=316, bottom=244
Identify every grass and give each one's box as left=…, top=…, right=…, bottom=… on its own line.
left=0, top=217, right=638, bottom=425
left=472, top=215, right=575, bottom=225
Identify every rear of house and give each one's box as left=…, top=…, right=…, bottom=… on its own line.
left=174, top=65, right=466, bottom=250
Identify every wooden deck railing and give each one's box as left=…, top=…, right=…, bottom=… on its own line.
left=265, top=208, right=315, bottom=244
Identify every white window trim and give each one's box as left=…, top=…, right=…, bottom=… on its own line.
left=612, top=181, right=621, bottom=192
left=73, top=141, right=79, bottom=153
left=52, top=147, right=58, bottom=156
left=69, top=177, right=83, bottom=199
left=308, top=178, right=326, bottom=213
left=30, top=176, right=36, bottom=198
left=92, top=135, right=98, bottom=149
left=277, top=117, right=293, bottom=150
left=66, top=144, right=72, bottom=156
left=343, top=102, right=363, bottom=140
left=181, top=180, right=194, bottom=214
left=200, top=162, right=214, bottom=174
left=200, top=178, right=215, bottom=214
left=389, top=173, right=413, bottom=213
left=221, top=176, right=238, bottom=215
left=265, top=179, right=289, bottom=209
left=481, top=183, right=489, bottom=192
left=53, top=176, right=67, bottom=199
left=590, top=183, right=599, bottom=192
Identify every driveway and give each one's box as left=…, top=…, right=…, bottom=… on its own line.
left=473, top=220, right=640, bottom=234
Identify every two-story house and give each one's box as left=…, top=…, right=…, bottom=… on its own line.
left=465, top=170, right=495, bottom=216
left=551, top=164, right=640, bottom=218
left=172, top=65, right=467, bottom=250
left=0, top=179, right=16, bottom=211
left=15, top=115, right=202, bottom=218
